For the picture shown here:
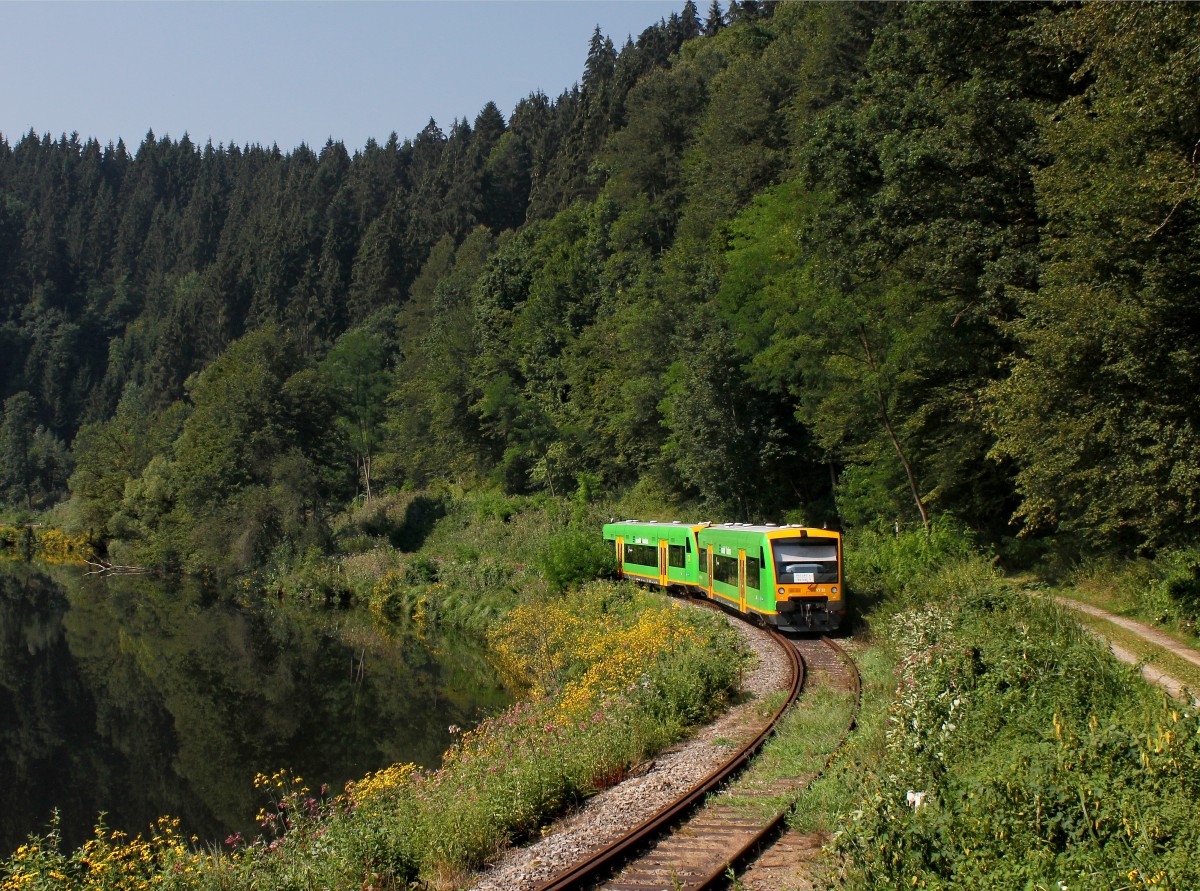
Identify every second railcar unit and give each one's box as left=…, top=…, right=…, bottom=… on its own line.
left=602, top=520, right=709, bottom=589
left=697, top=524, right=844, bottom=632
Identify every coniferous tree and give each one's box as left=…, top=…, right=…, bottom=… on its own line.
left=1, top=392, right=37, bottom=507
left=705, top=0, right=724, bottom=36
left=533, top=26, right=631, bottom=216
left=679, top=0, right=702, bottom=42
left=347, top=202, right=406, bottom=323
left=583, top=25, right=618, bottom=92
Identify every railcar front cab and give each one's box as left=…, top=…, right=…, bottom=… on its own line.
left=601, top=520, right=709, bottom=590
left=697, top=524, right=844, bottom=633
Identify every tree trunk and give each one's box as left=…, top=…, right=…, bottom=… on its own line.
left=859, top=327, right=931, bottom=535
left=362, top=451, right=373, bottom=502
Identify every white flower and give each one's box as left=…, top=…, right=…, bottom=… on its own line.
left=906, top=790, right=927, bottom=809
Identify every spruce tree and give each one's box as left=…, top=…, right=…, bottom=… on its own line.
left=680, top=0, right=702, bottom=41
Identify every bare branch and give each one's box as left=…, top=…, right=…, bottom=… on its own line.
left=1148, top=137, right=1200, bottom=240
left=85, top=556, right=148, bottom=575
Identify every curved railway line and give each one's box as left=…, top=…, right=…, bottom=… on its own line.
left=530, top=611, right=862, bottom=891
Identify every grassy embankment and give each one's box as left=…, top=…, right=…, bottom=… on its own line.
left=755, top=524, right=1199, bottom=890
left=1, top=488, right=748, bottom=891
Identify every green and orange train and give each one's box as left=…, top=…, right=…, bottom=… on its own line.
left=601, top=520, right=845, bottom=632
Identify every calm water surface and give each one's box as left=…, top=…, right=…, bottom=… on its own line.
left=0, top=561, right=510, bottom=857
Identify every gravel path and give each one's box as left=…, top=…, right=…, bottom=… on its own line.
left=467, top=610, right=790, bottom=891
left=1053, top=596, right=1200, bottom=705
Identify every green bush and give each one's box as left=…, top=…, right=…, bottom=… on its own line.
left=537, top=527, right=614, bottom=591
left=844, top=520, right=980, bottom=630
left=636, top=621, right=745, bottom=731
left=1163, top=550, right=1200, bottom=622
left=402, top=554, right=439, bottom=584
left=471, top=489, right=523, bottom=523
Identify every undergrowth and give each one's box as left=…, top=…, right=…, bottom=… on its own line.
left=1057, top=550, right=1200, bottom=646
left=827, top=528, right=1200, bottom=891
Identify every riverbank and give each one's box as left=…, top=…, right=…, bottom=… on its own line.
left=0, top=579, right=746, bottom=891
left=0, top=561, right=510, bottom=859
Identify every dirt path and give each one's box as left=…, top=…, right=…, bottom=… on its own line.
left=1053, top=596, right=1200, bottom=705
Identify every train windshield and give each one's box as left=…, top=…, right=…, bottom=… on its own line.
left=772, top=538, right=839, bottom=584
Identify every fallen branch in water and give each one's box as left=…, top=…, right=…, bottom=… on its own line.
left=86, top=556, right=149, bottom=575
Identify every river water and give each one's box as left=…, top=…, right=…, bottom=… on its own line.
left=0, top=560, right=510, bottom=857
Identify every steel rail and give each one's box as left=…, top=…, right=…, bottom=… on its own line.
left=531, top=620, right=805, bottom=891
left=689, top=635, right=864, bottom=890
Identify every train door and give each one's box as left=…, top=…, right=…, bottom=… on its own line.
left=615, top=536, right=624, bottom=579
left=706, top=545, right=714, bottom=598
left=659, top=541, right=668, bottom=587
left=737, top=549, right=747, bottom=613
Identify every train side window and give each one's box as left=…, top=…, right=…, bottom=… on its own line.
left=746, top=556, right=761, bottom=590
left=698, top=549, right=708, bottom=574
left=668, top=544, right=686, bottom=568
left=713, top=554, right=739, bottom=586
left=624, top=543, right=658, bottom=568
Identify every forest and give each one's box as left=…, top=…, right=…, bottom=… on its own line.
left=1, top=0, right=1198, bottom=577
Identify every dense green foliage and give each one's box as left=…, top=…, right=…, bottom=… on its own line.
left=2, top=1, right=1199, bottom=574
left=832, top=532, right=1200, bottom=890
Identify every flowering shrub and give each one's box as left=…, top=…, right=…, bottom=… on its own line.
left=1, top=815, right=208, bottom=891
left=0, top=526, right=90, bottom=565
left=881, top=605, right=971, bottom=796
left=489, top=582, right=706, bottom=707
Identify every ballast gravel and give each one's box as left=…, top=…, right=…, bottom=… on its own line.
left=468, top=610, right=791, bottom=891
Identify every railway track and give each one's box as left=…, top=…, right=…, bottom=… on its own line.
left=531, top=624, right=861, bottom=891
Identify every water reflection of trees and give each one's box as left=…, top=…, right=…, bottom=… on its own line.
left=0, top=563, right=509, bottom=855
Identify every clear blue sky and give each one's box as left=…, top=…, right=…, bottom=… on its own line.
left=1, top=1, right=683, bottom=152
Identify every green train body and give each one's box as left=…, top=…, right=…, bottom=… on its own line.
left=601, top=520, right=845, bottom=633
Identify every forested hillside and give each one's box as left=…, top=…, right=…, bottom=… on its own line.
left=1, top=1, right=1197, bottom=575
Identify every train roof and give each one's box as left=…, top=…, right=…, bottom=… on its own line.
left=700, top=524, right=840, bottom=536
left=604, top=520, right=838, bottom=536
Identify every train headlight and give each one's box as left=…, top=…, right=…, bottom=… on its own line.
left=831, top=586, right=838, bottom=594
left=777, top=587, right=785, bottom=595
